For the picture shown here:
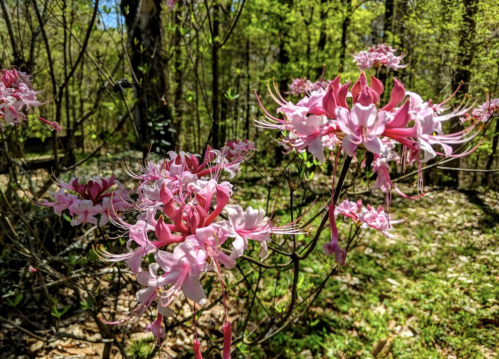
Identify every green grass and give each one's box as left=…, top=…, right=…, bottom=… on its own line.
left=231, top=171, right=499, bottom=359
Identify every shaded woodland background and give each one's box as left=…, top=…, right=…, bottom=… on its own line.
left=0, top=0, right=498, bottom=187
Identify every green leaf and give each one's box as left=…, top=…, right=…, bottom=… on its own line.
left=203, top=275, right=215, bottom=296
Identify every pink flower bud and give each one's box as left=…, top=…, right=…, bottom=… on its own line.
left=194, top=340, right=204, bottom=359
left=155, top=215, right=184, bottom=245
left=322, top=204, right=346, bottom=265
left=370, top=75, right=384, bottom=95
left=322, top=83, right=337, bottom=118
left=381, top=78, right=405, bottom=112
left=223, top=322, right=232, bottom=359
left=186, top=205, right=201, bottom=232
left=160, top=184, right=173, bottom=204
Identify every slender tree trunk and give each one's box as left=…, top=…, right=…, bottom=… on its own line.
left=444, top=0, right=479, bottom=186
left=245, top=39, right=251, bottom=139
left=339, top=0, right=351, bottom=72
left=121, top=0, right=172, bottom=156
left=378, top=0, right=394, bottom=93
left=173, top=7, right=183, bottom=149
left=383, top=0, right=394, bottom=40
left=452, top=0, right=478, bottom=94
left=211, top=1, right=221, bottom=149
left=276, top=0, right=293, bottom=165
left=484, top=62, right=499, bottom=185
left=316, top=0, right=328, bottom=78
left=221, top=89, right=229, bottom=144
left=0, top=0, right=24, bottom=67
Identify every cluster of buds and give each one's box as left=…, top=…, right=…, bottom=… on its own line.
left=41, top=176, right=133, bottom=226
left=323, top=199, right=399, bottom=265
left=221, top=139, right=256, bottom=162
left=40, top=143, right=299, bottom=353
left=469, top=98, right=499, bottom=123
left=0, top=68, right=60, bottom=130
left=288, top=78, right=331, bottom=96
left=255, top=46, right=485, bottom=263
left=353, top=44, right=407, bottom=71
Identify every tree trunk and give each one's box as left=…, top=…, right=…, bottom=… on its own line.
left=211, top=1, right=221, bottom=149
left=316, top=0, right=328, bottom=78
left=383, top=0, right=394, bottom=40
left=173, top=6, right=183, bottom=149
left=452, top=0, right=478, bottom=94
left=245, top=39, right=251, bottom=139
left=276, top=0, right=293, bottom=165
left=121, top=0, right=173, bottom=156
left=339, top=0, right=351, bottom=72
left=444, top=0, right=479, bottom=186
left=378, top=0, right=394, bottom=95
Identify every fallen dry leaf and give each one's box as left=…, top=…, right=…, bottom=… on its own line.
left=29, top=340, right=44, bottom=352
left=65, top=347, right=96, bottom=355
left=371, top=338, right=387, bottom=357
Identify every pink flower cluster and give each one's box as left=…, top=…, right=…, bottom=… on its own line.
left=323, top=199, right=399, bottom=265
left=65, top=145, right=297, bottom=351
left=256, top=66, right=484, bottom=262
left=288, top=78, right=330, bottom=96
left=222, top=139, right=256, bottom=162
left=470, top=98, right=499, bottom=122
left=0, top=69, right=61, bottom=130
left=353, top=44, right=407, bottom=71
left=256, top=72, right=480, bottom=197
left=41, top=175, right=132, bottom=226
left=335, top=199, right=399, bottom=237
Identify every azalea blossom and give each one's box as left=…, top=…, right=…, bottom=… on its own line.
left=353, top=44, right=407, bottom=71
left=222, top=139, right=256, bottom=162
left=41, top=175, right=133, bottom=227
left=40, top=146, right=297, bottom=349
left=335, top=199, right=400, bottom=238
left=470, top=98, right=499, bottom=123
left=0, top=68, right=61, bottom=130
left=288, top=78, right=330, bottom=96
left=256, top=71, right=481, bottom=206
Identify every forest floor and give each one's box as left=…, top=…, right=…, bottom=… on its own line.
left=1, top=153, right=499, bottom=359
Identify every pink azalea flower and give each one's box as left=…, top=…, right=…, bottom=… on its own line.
left=155, top=240, right=210, bottom=307
left=470, top=98, right=499, bottom=123
left=189, top=222, right=236, bottom=268
left=323, top=204, right=346, bottom=265
left=0, top=68, right=61, bottom=130
left=225, top=205, right=300, bottom=259
left=41, top=175, right=133, bottom=227
left=334, top=199, right=399, bottom=237
left=352, top=44, right=407, bottom=71
left=336, top=103, right=386, bottom=156
left=221, top=139, right=256, bottom=163
left=71, top=200, right=102, bottom=226
left=99, top=219, right=157, bottom=274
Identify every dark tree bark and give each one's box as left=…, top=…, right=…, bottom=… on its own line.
left=339, top=0, right=352, bottom=72
left=173, top=6, right=184, bottom=149
left=276, top=0, right=293, bottom=165
left=211, top=1, right=221, bottom=149
left=378, top=0, right=395, bottom=96
left=0, top=0, right=25, bottom=68
left=443, top=0, right=479, bottom=186
left=121, top=0, right=173, bottom=156
left=452, top=0, right=479, bottom=94
left=245, top=39, right=251, bottom=139
left=315, top=0, right=328, bottom=78
left=383, top=0, right=394, bottom=40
